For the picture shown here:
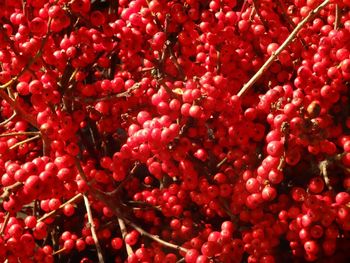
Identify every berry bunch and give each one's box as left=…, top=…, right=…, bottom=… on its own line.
left=0, top=0, right=350, bottom=262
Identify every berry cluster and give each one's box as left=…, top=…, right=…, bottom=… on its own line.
left=0, top=0, right=350, bottom=262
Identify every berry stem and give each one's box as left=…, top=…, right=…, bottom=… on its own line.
left=78, top=82, right=141, bottom=103
left=0, top=182, right=23, bottom=200
left=237, top=0, right=330, bottom=97
left=83, top=194, right=105, bottom=263
left=319, top=160, right=333, bottom=191
left=0, top=112, right=16, bottom=127
left=0, top=212, right=10, bottom=236
left=0, top=90, right=38, bottom=128
left=37, top=193, right=83, bottom=223
left=275, top=0, right=308, bottom=47
left=52, top=247, right=67, bottom=256
left=16, top=17, right=53, bottom=81
left=216, top=157, right=228, bottom=168
left=117, top=217, right=133, bottom=256
left=0, top=131, right=40, bottom=137
left=0, top=17, right=53, bottom=91
left=75, top=158, right=188, bottom=254
left=122, top=216, right=189, bottom=253
left=251, top=0, right=269, bottom=31
left=0, top=79, right=15, bottom=90
left=334, top=4, right=341, bottom=30
left=8, top=134, right=40, bottom=150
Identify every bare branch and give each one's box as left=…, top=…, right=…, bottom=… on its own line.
left=9, top=135, right=41, bottom=150
left=83, top=194, right=105, bottom=263
left=117, top=217, right=133, bottom=256
left=0, top=212, right=10, bottom=236
left=74, top=159, right=188, bottom=253
left=122, top=216, right=189, bottom=254
left=0, top=131, right=40, bottom=137
left=0, top=90, right=38, bottom=128
left=0, top=112, right=16, bottom=127
left=38, top=194, right=83, bottom=223
left=319, top=160, right=332, bottom=191
left=334, top=4, right=341, bottom=30
left=1, top=182, right=23, bottom=200
left=237, top=0, right=330, bottom=97
left=251, top=0, right=269, bottom=31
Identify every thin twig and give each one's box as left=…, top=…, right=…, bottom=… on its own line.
left=38, top=194, right=83, bottom=222
left=83, top=195, right=105, bottom=263
left=9, top=135, right=40, bottom=150
left=0, top=26, right=19, bottom=56
left=0, top=112, right=16, bottom=127
left=319, top=160, right=333, bottom=191
left=124, top=201, right=162, bottom=212
left=72, top=83, right=141, bottom=103
left=276, top=0, right=297, bottom=28
left=168, top=46, right=185, bottom=79
left=0, top=18, right=52, bottom=90
left=0, top=131, right=40, bottom=137
left=334, top=4, right=341, bottom=30
left=117, top=217, right=133, bottom=256
left=0, top=212, right=10, bottom=235
left=251, top=0, right=269, bottom=31
left=52, top=247, right=66, bottom=256
left=0, top=90, right=38, bottom=127
left=237, top=0, right=330, bottom=97
left=74, top=158, right=89, bottom=182
left=216, top=157, right=228, bottom=168
left=107, top=162, right=140, bottom=197
left=95, top=83, right=141, bottom=102
left=15, top=18, right=53, bottom=82
left=1, top=182, right=23, bottom=200
left=122, top=216, right=189, bottom=253
left=75, top=159, right=188, bottom=253
left=275, top=0, right=307, bottom=47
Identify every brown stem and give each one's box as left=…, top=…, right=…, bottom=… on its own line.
left=0, top=90, right=37, bottom=128
left=0, top=79, right=16, bottom=90
left=71, top=82, right=141, bottom=103
left=83, top=194, right=105, bottom=263
left=0, top=17, right=53, bottom=92
left=251, top=0, right=269, bottom=31
left=0, top=112, right=16, bottom=127
left=117, top=217, right=133, bottom=256
left=122, top=216, right=189, bottom=253
left=216, top=157, right=228, bottom=168
left=334, top=4, right=341, bottom=30
left=0, top=27, right=19, bottom=57
left=319, top=160, right=332, bottom=191
left=276, top=0, right=297, bottom=29
left=107, top=162, right=140, bottom=197
left=1, top=182, right=23, bottom=200
left=0, top=132, right=40, bottom=137
left=0, top=212, right=10, bottom=236
left=94, top=82, right=141, bottom=102
left=52, top=247, right=66, bottom=256
left=237, top=0, right=330, bottom=97
left=37, top=194, right=83, bottom=222
left=75, top=159, right=188, bottom=253
left=277, top=156, right=286, bottom=171
left=9, top=135, right=41, bottom=150
left=16, top=18, right=53, bottom=81
left=275, top=0, right=308, bottom=48
left=0, top=131, right=40, bottom=137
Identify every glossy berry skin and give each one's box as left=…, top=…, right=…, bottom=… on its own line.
left=0, top=1, right=350, bottom=263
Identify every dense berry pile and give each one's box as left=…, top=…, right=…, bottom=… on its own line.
left=0, top=0, right=350, bottom=262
